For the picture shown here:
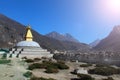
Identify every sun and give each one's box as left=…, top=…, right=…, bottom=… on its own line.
left=109, top=0, right=120, bottom=9
left=111, top=0, right=120, bottom=6
left=99, top=0, right=120, bottom=19
left=104, top=0, right=120, bottom=13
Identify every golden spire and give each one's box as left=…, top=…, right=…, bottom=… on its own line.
left=25, top=25, right=33, bottom=41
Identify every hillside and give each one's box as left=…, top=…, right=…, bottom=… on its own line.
left=0, top=14, right=90, bottom=52
left=94, top=25, right=120, bottom=52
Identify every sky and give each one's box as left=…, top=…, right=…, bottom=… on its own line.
left=0, top=0, right=120, bottom=44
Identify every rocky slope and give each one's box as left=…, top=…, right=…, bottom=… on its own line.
left=0, top=14, right=90, bottom=52
left=94, top=25, right=120, bottom=52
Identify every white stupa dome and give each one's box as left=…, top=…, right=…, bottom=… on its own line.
left=16, top=41, right=40, bottom=47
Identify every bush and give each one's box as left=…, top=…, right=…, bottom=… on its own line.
left=95, top=64, right=109, bottom=67
left=45, top=67, right=59, bottom=73
left=28, top=63, right=46, bottom=70
left=22, top=57, right=27, bottom=60
left=80, top=64, right=92, bottom=67
left=56, top=63, right=69, bottom=69
left=30, top=76, right=56, bottom=80
left=88, top=67, right=120, bottom=76
left=57, top=60, right=65, bottom=64
left=41, top=57, right=47, bottom=59
left=23, top=71, right=32, bottom=78
left=0, top=59, right=11, bottom=64
left=34, top=58, right=41, bottom=61
left=25, top=59, right=34, bottom=63
left=2, top=53, right=7, bottom=59
left=9, top=54, right=12, bottom=58
left=28, top=61, right=69, bottom=71
left=16, top=54, right=19, bottom=58
left=42, top=61, right=55, bottom=68
left=77, top=74, right=95, bottom=80
left=44, top=61, right=69, bottom=69
left=102, top=77, right=114, bottom=80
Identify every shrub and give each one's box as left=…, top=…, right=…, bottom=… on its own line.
left=9, top=54, right=12, bottom=58
left=57, top=60, right=65, bottom=64
left=41, top=57, right=47, bottom=59
left=95, top=64, right=109, bottom=67
left=34, top=58, right=41, bottom=61
left=2, top=53, right=7, bottom=59
left=56, top=63, right=69, bottom=69
left=80, top=64, right=92, bottom=67
left=30, top=76, right=56, bottom=80
left=77, top=74, right=95, bottom=80
left=102, top=77, right=114, bottom=80
left=28, top=61, right=69, bottom=71
left=25, top=59, right=34, bottom=63
left=16, top=54, right=19, bottom=58
left=23, top=71, right=32, bottom=78
left=0, top=59, right=11, bottom=64
left=45, top=67, right=59, bottom=73
left=42, top=61, right=57, bottom=68
left=88, top=67, right=120, bottom=76
left=43, top=61, right=69, bottom=70
left=22, top=57, right=27, bottom=60
left=28, top=63, right=46, bottom=70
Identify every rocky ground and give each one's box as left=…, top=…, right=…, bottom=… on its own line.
left=0, top=58, right=120, bottom=80
left=0, top=58, right=27, bottom=80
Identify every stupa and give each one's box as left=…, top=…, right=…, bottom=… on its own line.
left=8, top=25, right=53, bottom=58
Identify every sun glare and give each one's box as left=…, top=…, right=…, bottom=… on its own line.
left=110, top=0, right=120, bottom=7
left=105, top=0, right=120, bottom=13
left=97, top=0, right=120, bottom=21
left=109, top=0, right=120, bottom=10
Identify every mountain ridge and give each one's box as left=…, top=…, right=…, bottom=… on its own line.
left=0, top=14, right=90, bottom=52
left=89, top=39, right=101, bottom=47
left=45, top=31, right=79, bottom=43
left=94, top=25, right=120, bottom=52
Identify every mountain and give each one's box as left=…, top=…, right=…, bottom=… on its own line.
left=94, top=25, right=120, bottom=52
left=89, top=39, right=101, bottom=47
left=0, top=14, right=90, bottom=52
left=45, top=31, right=79, bottom=43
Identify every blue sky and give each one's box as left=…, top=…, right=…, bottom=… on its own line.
left=0, top=0, right=120, bottom=44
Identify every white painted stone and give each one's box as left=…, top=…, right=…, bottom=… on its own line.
left=74, top=68, right=88, bottom=74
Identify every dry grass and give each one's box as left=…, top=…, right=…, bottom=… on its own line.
left=0, top=58, right=120, bottom=80
left=0, top=59, right=27, bottom=80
